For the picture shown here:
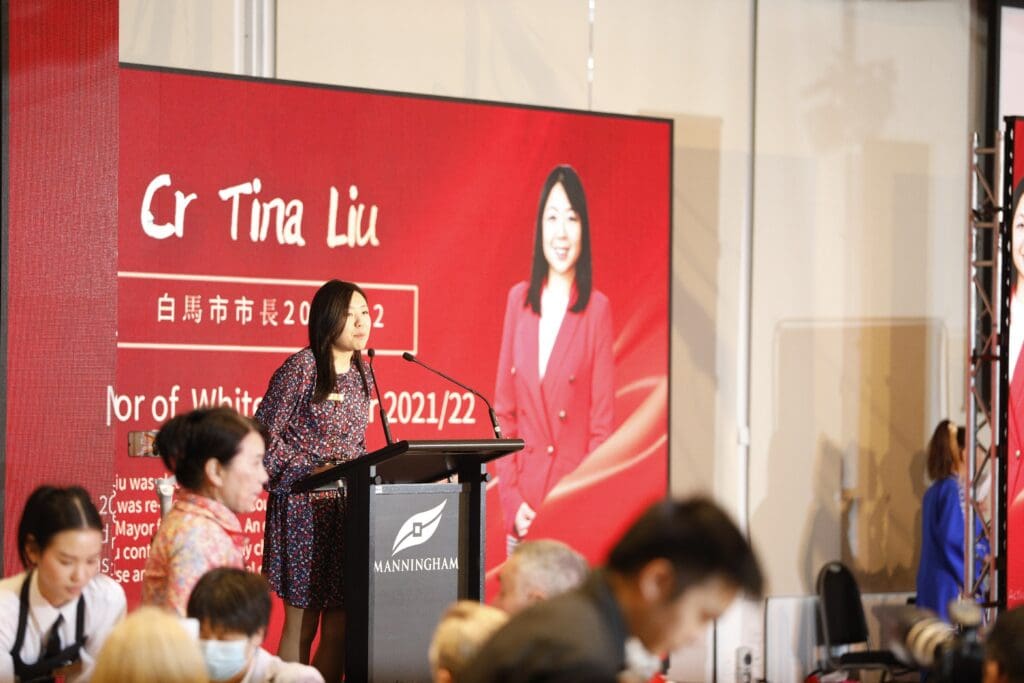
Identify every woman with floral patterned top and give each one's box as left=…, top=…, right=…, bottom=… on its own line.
left=141, top=407, right=269, bottom=616
left=255, top=279, right=372, bottom=682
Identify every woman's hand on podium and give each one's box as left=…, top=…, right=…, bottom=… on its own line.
left=311, top=461, right=342, bottom=475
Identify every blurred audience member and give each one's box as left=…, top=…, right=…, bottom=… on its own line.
left=620, top=637, right=667, bottom=683
left=461, top=497, right=763, bottom=683
left=984, top=606, right=1024, bottom=683
left=0, top=485, right=126, bottom=682
left=494, top=539, right=589, bottom=614
left=142, top=407, right=269, bottom=615
left=187, top=568, right=323, bottom=683
left=428, top=601, right=508, bottom=683
left=91, top=606, right=208, bottom=683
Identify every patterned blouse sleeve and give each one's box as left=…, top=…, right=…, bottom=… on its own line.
left=164, top=524, right=239, bottom=616
left=256, top=354, right=316, bottom=493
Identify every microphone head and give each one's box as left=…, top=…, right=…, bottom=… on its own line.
left=367, top=348, right=376, bottom=359
left=402, top=352, right=415, bottom=361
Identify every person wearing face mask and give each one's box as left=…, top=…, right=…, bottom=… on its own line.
left=142, top=407, right=270, bottom=617
left=493, top=165, right=615, bottom=554
left=187, top=568, right=322, bottom=683
left=255, top=279, right=373, bottom=681
left=0, top=485, right=127, bottom=682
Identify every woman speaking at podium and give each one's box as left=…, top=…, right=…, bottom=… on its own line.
left=256, top=279, right=372, bottom=682
left=493, top=165, right=614, bottom=554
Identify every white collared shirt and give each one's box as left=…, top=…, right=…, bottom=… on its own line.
left=243, top=647, right=324, bottom=683
left=0, top=571, right=126, bottom=683
left=622, top=636, right=663, bottom=680
left=1012, top=292, right=1024, bottom=377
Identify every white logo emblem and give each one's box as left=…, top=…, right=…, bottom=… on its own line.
left=391, top=500, right=447, bottom=557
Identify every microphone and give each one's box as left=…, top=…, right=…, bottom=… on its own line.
left=366, top=349, right=394, bottom=445
left=402, top=352, right=503, bottom=439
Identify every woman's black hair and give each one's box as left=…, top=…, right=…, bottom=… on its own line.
left=525, top=165, right=593, bottom=314
left=308, top=279, right=370, bottom=403
left=17, top=486, right=103, bottom=569
left=607, top=497, right=763, bottom=600
left=155, top=407, right=267, bottom=492
left=187, top=568, right=271, bottom=637
left=1013, top=179, right=1024, bottom=289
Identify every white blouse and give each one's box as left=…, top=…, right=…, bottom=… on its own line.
left=1012, top=292, right=1024, bottom=377
left=538, top=287, right=569, bottom=379
left=0, top=571, right=126, bottom=683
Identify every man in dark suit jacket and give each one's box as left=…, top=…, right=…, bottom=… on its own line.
left=985, top=606, right=1024, bottom=683
left=460, top=497, right=764, bottom=683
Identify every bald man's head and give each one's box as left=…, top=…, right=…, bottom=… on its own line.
left=494, top=539, right=589, bottom=614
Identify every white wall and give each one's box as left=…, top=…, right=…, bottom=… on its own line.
left=750, top=0, right=975, bottom=594
left=1001, top=6, right=1024, bottom=121
left=118, top=1, right=985, bottom=679
left=120, top=0, right=236, bottom=72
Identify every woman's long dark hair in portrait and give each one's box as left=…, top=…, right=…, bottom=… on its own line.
left=526, top=165, right=594, bottom=314
left=1012, top=179, right=1024, bottom=292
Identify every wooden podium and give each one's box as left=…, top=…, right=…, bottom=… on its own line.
left=293, top=438, right=523, bottom=682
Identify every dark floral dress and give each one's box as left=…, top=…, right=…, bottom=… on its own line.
left=256, top=348, right=370, bottom=608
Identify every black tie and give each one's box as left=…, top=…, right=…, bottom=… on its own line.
left=44, top=614, right=63, bottom=660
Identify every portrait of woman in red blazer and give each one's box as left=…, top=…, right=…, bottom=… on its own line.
left=1007, top=178, right=1024, bottom=603
left=493, top=164, right=615, bottom=552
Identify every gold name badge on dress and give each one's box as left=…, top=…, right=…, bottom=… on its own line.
left=327, top=392, right=344, bottom=402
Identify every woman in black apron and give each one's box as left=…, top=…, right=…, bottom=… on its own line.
left=0, top=486, right=126, bottom=682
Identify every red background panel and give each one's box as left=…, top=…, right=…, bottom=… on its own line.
left=4, top=0, right=118, bottom=574
left=1004, top=117, right=1024, bottom=606
left=4, top=11, right=669, bottom=651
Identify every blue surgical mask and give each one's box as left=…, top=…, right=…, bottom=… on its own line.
left=199, top=638, right=250, bottom=682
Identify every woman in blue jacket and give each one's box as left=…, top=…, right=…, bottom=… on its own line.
left=916, top=419, right=988, bottom=620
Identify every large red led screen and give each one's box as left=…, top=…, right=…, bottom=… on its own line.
left=109, top=66, right=670, bottom=611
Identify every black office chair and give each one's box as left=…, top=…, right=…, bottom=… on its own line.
left=815, top=561, right=914, bottom=681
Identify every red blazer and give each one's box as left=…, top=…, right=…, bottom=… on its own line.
left=493, top=281, right=615, bottom=537
left=1008, top=354, right=1024, bottom=604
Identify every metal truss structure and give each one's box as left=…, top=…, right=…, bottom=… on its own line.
left=965, top=130, right=1004, bottom=615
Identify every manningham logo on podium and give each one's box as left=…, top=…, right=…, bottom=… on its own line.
left=392, top=499, right=446, bottom=556
left=374, top=498, right=458, bottom=574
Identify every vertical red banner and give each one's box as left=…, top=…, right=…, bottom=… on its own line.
left=4, top=0, right=118, bottom=574
left=1004, top=117, right=1024, bottom=606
